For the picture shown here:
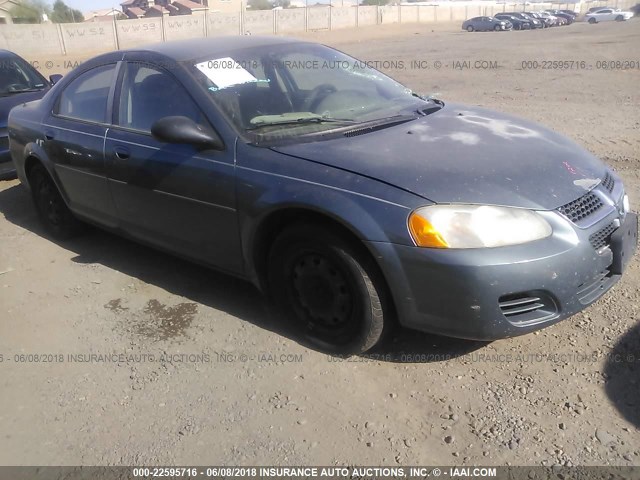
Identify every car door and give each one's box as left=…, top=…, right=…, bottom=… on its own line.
left=598, top=9, right=613, bottom=20
left=44, top=63, right=119, bottom=227
left=104, top=61, right=243, bottom=275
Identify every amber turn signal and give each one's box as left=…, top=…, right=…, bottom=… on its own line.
left=408, top=212, right=449, bottom=248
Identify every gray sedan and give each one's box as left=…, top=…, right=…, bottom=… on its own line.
left=462, top=16, right=512, bottom=32
left=8, top=37, right=638, bottom=354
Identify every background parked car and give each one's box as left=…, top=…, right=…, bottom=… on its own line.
left=504, top=12, right=543, bottom=28
left=558, top=9, right=579, bottom=18
left=585, top=8, right=634, bottom=22
left=587, top=5, right=611, bottom=13
left=526, top=11, right=559, bottom=27
left=545, top=9, right=575, bottom=24
left=0, top=50, right=61, bottom=180
left=462, top=16, right=512, bottom=32
left=495, top=13, right=532, bottom=29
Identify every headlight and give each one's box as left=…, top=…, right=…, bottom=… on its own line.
left=408, top=205, right=552, bottom=249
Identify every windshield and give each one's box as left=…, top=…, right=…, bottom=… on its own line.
left=0, top=56, right=47, bottom=96
left=188, top=42, right=437, bottom=143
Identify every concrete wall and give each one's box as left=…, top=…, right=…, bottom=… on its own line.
left=1, top=0, right=637, bottom=58
left=0, top=23, right=62, bottom=56
left=307, top=7, right=330, bottom=30
left=164, top=13, right=206, bottom=41
left=116, top=18, right=163, bottom=49
left=207, top=12, right=242, bottom=36
left=244, top=10, right=274, bottom=34
left=276, top=8, right=306, bottom=32
left=357, top=6, right=377, bottom=26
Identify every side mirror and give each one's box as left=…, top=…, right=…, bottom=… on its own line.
left=151, top=116, right=224, bottom=150
left=49, top=74, right=63, bottom=86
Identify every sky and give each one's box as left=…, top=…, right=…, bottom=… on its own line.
left=65, top=0, right=121, bottom=13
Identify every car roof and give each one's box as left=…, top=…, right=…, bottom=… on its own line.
left=126, top=36, right=304, bottom=62
left=0, top=49, right=20, bottom=58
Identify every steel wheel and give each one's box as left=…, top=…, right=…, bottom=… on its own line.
left=268, top=224, right=389, bottom=355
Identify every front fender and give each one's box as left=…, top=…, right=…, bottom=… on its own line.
left=235, top=143, right=427, bottom=284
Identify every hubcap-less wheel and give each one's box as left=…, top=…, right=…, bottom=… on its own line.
left=36, top=178, right=64, bottom=227
left=292, top=252, right=353, bottom=331
left=30, top=164, right=84, bottom=240
left=268, top=225, right=388, bottom=355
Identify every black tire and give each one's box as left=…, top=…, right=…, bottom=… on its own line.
left=616, top=15, right=624, bottom=21
left=494, top=24, right=501, bottom=31
left=267, top=224, right=388, bottom=355
left=466, top=25, right=474, bottom=32
left=588, top=17, right=597, bottom=24
left=30, top=163, right=84, bottom=240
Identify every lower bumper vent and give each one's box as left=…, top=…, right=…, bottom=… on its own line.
left=498, top=292, right=558, bottom=326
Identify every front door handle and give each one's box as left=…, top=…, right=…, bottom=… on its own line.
left=114, top=146, right=130, bottom=160
left=44, top=130, right=55, bottom=141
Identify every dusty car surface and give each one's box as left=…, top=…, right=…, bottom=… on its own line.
left=8, top=36, right=638, bottom=354
left=0, top=50, right=59, bottom=179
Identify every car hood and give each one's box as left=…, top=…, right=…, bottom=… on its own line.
left=271, top=103, right=606, bottom=210
left=0, top=90, right=48, bottom=128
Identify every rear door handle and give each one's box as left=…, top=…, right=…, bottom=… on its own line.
left=114, top=146, right=130, bottom=160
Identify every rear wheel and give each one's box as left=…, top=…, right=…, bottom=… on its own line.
left=267, top=224, right=388, bottom=355
left=466, top=25, right=474, bottom=32
left=29, top=163, right=84, bottom=240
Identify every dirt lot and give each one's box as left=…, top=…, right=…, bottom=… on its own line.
left=1, top=21, right=639, bottom=467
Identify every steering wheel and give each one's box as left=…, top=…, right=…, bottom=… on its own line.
left=303, top=83, right=337, bottom=112
left=315, top=89, right=370, bottom=116
left=6, top=83, right=25, bottom=92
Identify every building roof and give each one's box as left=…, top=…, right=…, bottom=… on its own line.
left=173, top=0, right=207, bottom=10
left=127, top=6, right=146, bottom=16
left=145, top=4, right=170, bottom=15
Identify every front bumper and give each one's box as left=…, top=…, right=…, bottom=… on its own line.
left=369, top=204, right=637, bottom=341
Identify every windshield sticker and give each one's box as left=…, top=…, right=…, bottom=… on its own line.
left=195, top=58, right=258, bottom=90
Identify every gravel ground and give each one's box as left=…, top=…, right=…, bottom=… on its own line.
left=0, top=20, right=638, bottom=467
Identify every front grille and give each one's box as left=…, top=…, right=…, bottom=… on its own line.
left=498, top=292, right=557, bottom=326
left=601, top=171, right=615, bottom=193
left=589, top=221, right=616, bottom=250
left=557, top=192, right=603, bottom=223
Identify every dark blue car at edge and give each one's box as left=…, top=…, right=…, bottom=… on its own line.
left=0, top=49, right=61, bottom=179
left=8, top=37, right=638, bottom=354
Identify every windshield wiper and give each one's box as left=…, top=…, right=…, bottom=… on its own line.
left=1, top=87, right=46, bottom=95
left=247, top=112, right=357, bottom=130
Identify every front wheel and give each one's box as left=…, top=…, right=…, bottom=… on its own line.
left=30, top=163, right=84, bottom=240
left=267, top=225, right=388, bottom=355
left=494, top=24, right=501, bottom=31
left=615, top=15, right=624, bottom=21
left=466, top=25, right=474, bottom=32
left=588, top=17, right=597, bottom=24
